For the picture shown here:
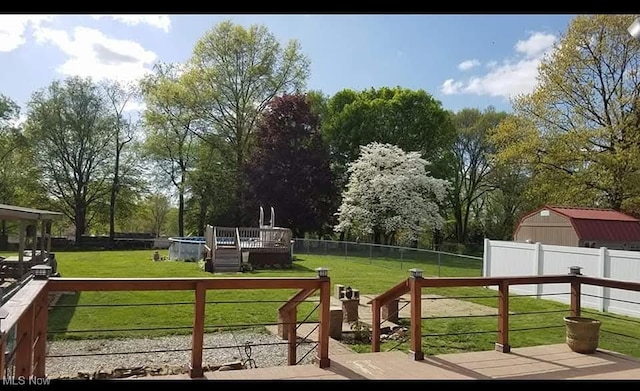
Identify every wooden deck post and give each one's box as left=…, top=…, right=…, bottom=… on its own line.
left=14, top=304, right=34, bottom=378
left=409, top=269, right=424, bottom=361
left=316, top=270, right=330, bottom=368
left=0, top=337, right=5, bottom=378
left=371, top=299, right=381, bottom=352
left=287, top=309, right=297, bottom=366
left=17, top=221, right=25, bottom=276
left=571, top=279, right=582, bottom=317
left=31, top=221, right=38, bottom=259
left=190, top=282, right=205, bottom=378
left=496, top=280, right=511, bottom=353
left=33, top=288, right=49, bottom=377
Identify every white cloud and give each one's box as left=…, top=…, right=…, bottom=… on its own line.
left=0, top=15, right=54, bottom=52
left=515, top=32, right=557, bottom=58
left=90, top=15, right=171, bottom=32
left=458, top=59, right=480, bottom=71
left=440, top=31, right=558, bottom=99
left=441, top=79, right=464, bottom=95
left=33, top=26, right=157, bottom=82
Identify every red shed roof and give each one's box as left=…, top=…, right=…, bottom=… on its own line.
left=524, top=206, right=640, bottom=242
left=548, top=206, right=638, bottom=222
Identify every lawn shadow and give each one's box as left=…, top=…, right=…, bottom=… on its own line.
left=288, top=262, right=317, bottom=273
left=47, top=291, right=80, bottom=340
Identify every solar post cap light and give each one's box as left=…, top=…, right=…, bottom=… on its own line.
left=629, top=17, right=640, bottom=41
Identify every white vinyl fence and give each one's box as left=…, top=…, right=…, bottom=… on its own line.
left=483, top=239, right=640, bottom=317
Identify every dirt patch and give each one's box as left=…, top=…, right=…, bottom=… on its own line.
left=400, top=294, right=497, bottom=318
left=360, top=294, right=497, bottom=319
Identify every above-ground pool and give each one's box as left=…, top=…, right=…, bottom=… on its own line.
left=168, top=237, right=206, bottom=261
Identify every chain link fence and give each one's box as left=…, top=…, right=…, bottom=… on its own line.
left=291, top=238, right=483, bottom=277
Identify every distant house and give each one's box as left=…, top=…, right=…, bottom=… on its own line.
left=513, top=205, right=640, bottom=250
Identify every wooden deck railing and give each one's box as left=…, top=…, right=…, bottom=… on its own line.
left=369, top=270, right=640, bottom=359
left=0, top=275, right=49, bottom=380
left=0, top=273, right=332, bottom=379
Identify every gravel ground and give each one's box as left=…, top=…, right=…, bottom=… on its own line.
left=45, top=332, right=317, bottom=379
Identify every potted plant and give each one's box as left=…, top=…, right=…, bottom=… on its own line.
left=564, top=316, right=601, bottom=354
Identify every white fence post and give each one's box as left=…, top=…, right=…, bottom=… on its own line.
left=534, top=242, right=543, bottom=298
left=483, top=238, right=491, bottom=277
left=599, top=247, right=608, bottom=312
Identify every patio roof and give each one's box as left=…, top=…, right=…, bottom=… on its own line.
left=0, top=203, right=63, bottom=221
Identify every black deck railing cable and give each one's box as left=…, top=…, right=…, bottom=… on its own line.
left=598, top=329, right=640, bottom=340
left=509, top=309, right=568, bottom=316
left=420, top=313, right=499, bottom=321
left=296, top=302, right=320, bottom=332
left=296, top=342, right=319, bottom=366
left=296, top=323, right=319, bottom=349
left=296, top=303, right=320, bottom=365
left=208, top=302, right=249, bottom=367
left=47, top=320, right=317, bottom=335
left=581, top=293, right=640, bottom=306
left=581, top=308, right=640, bottom=325
left=509, top=292, right=571, bottom=298
left=379, top=301, right=410, bottom=326
left=510, top=325, right=564, bottom=332
left=425, top=294, right=499, bottom=300
left=51, top=298, right=313, bottom=309
left=422, top=329, right=499, bottom=337
left=275, top=303, right=320, bottom=366
left=386, top=335, right=410, bottom=352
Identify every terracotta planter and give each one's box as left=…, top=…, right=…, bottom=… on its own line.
left=564, top=316, right=601, bottom=354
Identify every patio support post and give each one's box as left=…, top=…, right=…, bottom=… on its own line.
left=316, top=268, right=330, bottom=368
left=571, top=279, right=582, bottom=317
left=496, top=280, right=511, bottom=353
left=286, top=308, right=297, bottom=366
left=409, top=269, right=424, bottom=360
left=371, top=298, right=381, bottom=352
left=190, top=282, right=205, bottom=378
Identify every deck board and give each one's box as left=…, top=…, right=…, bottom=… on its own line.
left=142, top=344, right=640, bottom=380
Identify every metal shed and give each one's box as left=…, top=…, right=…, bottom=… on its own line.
left=513, top=205, right=640, bottom=250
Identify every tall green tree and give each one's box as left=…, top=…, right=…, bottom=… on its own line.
left=480, top=164, right=536, bottom=240
left=182, top=20, right=310, bottom=224
left=184, top=140, right=236, bottom=235
left=145, top=193, right=173, bottom=238
left=0, top=94, right=24, bottom=205
left=102, top=80, right=140, bottom=239
left=0, top=95, right=48, bottom=238
left=491, top=14, right=640, bottom=212
left=323, top=87, right=456, bottom=186
left=141, top=63, right=199, bottom=237
left=448, top=107, right=508, bottom=244
left=25, top=77, right=115, bottom=243
left=245, top=94, right=337, bottom=237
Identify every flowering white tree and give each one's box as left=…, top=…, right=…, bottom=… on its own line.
left=334, top=142, right=450, bottom=244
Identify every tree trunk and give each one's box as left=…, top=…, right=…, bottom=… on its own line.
left=178, top=173, right=185, bottom=237
left=197, top=198, right=206, bottom=236
left=454, top=203, right=464, bottom=244
left=373, top=229, right=382, bottom=244
left=234, top=153, right=244, bottom=226
left=109, top=147, right=121, bottom=241
left=75, top=202, right=86, bottom=244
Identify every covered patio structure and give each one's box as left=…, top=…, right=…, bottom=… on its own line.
left=0, top=203, right=62, bottom=282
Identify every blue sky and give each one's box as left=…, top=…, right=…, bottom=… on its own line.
left=0, top=14, right=576, bottom=120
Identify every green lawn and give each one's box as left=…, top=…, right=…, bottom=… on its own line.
left=11, top=249, right=640, bottom=358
